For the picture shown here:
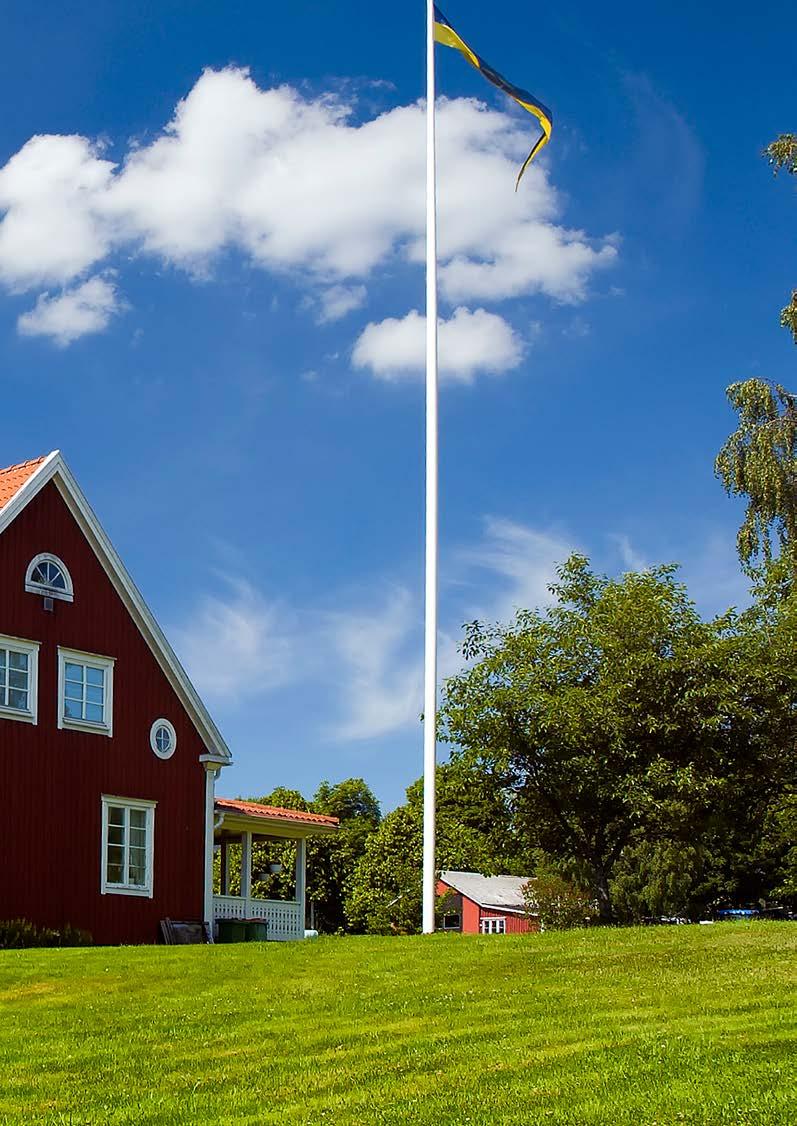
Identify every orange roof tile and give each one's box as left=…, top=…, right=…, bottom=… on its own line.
left=0, top=456, right=47, bottom=510
left=215, top=797, right=339, bottom=828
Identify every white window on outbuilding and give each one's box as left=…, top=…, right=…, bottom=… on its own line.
left=101, top=796, right=156, bottom=897
left=57, top=647, right=115, bottom=737
left=25, top=553, right=74, bottom=602
left=0, top=634, right=39, bottom=725
left=480, top=917, right=507, bottom=935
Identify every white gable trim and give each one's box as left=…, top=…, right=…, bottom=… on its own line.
left=0, top=451, right=232, bottom=764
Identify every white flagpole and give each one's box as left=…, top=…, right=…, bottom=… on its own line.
left=422, top=0, right=438, bottom=936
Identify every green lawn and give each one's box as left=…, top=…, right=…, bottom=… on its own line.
left=0, top=924, right=795, bottom=1125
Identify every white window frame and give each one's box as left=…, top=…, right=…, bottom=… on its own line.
left=150, top=718, right=177, bottom=760
left=25, top=553, right=74, bottom=602
left=101, top=795, right=156, bottom=898
left=0, top=634, right=39, bottom=725
left=480, top=917, right=507, bottom=935
left=57, top=647, right=115, bottom=737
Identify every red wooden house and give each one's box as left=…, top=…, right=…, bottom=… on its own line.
left=437, top=871, right=539, bottom=934
left=0, top=452, right=336, bottom=945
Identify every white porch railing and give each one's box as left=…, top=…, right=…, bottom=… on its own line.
left=213, top=895, right=304, bottom=941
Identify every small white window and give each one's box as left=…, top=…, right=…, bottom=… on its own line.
left=150, top=718, right=177, bottom=760
left=480, top=917, right=507, bottom=935
left=0, top=635, right=39, bottom=725
left=25, top=553, right=74, bottom=602
left=57, top=648, right=114, bottom=737
left=101, top=796, right=156, bottom=897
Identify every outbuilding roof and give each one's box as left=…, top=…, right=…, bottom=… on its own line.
left=439, top=870, right=534, bottom=914
left=215, top=797, right=339, bottom=831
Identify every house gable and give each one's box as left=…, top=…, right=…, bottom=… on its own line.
left=0, top=451, right=230, bottom=763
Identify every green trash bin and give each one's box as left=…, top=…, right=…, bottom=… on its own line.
left=216, top=918, right=248, bottom=943
left=246, top=919, right=268, bottom=942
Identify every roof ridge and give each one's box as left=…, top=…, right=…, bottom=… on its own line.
left=0, top=455, right=47, bottom=473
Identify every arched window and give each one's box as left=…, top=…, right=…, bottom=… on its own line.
left=25, top=553, right=74, bottom=602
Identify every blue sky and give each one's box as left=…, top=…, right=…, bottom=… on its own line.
left=1, top=1, right=795, bottom=810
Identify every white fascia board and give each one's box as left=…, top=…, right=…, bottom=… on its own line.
left=0, top=452, right=232, bottom=764
left=216, top=813, right=339, bottom=839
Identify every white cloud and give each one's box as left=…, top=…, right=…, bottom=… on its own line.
left=170, top=578, right=296, bottom=704
left=328, top=587, right=424, bottom=741
left=17, top=275, right=123, bottom=345
left=0, top=68, right=617, bottom=342
left=316, top=284, right=367, bottom=324
left=352, top=306, right=523, bottom=384
left=457, top=516, right=576, bottom=623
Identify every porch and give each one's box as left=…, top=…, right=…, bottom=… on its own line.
left=211, top=797, right=338, bottom=941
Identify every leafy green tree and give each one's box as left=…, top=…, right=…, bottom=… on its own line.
left=765, top=133, right=797, bottom=342
left=440, top=555, right=794, bottom=924
left=346, top=760, right=521, bottom=934
left=715, top=380, right=797, bottom=574
left=307, top=778, right=381, bottom=933
left=525, top=873, right=591, bottom=930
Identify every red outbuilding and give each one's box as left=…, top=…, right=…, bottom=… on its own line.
left=437, top=870, right=539, bottom=934
left=0, top=452, right=336, bottom=945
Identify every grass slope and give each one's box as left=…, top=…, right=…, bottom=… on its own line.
left=0, top=924, right=795, bottom=1125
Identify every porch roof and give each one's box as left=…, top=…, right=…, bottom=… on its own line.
left=215, top=797, right=339, bottom=836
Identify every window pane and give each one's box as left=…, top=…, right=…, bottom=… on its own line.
left=107, top=825, right=124, bottom=846
left=129, top=826, right=146, bottom=849
left=86, top=667, right=104, bottom=687
left=106, top=843, right=124, bottom=884
left=86, top=684, right=103, bottom=705
left=85, top=703, right=104, bottom=724
left=64, top=663, right=83, bottom=682
left=64, top=699, right=83, bottom=720
left=108, top=807, right=126, bottom=827
left=128, top=850, right=146, bottom=885
left=0, top=650, right=6, bottom=670
left=8, top=669, right=27, bottom=689
left=130, top=808, right=147, bottom=831
left=8, top=651, right=28, bottom=672
left=8, top=689, right=28, bottom=711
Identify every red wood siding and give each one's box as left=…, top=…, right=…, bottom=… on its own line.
left=478, top=908, right=537, bottom=934
left=0, top=482, right=208, bottom=944
left=437, top=879, right=539, bottom=934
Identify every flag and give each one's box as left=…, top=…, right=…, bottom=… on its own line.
left=433, top=5, right=552, bottom=189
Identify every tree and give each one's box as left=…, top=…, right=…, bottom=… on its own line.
left=439, top=555, right=793, bottom=924
left=765, top=133, right=797, bottom=342
left=346, top=759, right=522, bottom=934
left=715, top=379, right=797, bottom=574
left=524, top=873, right=591, bottom=930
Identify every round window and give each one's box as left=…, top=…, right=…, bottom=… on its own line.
left=150, top=718, right=177, bottom=759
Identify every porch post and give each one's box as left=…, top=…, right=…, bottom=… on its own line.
left=295, top=837, right=306, bottom=936
left=241, top=831, right=253, bottom=916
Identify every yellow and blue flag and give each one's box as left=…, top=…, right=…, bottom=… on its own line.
left=433, top=5, right=552, bottom=189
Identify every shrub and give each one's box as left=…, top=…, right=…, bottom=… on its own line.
left=0, top=918, right=92, bottom=949
left=523, top=875, right=592, bottom=930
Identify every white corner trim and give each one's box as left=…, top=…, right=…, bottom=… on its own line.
left=0, top=634, right=40, bottom=726
left=0, top=451, right=232, bottom=764
left=100, top=795, right=157, bottom=898
left=57, top=646, right=115, bottom=738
